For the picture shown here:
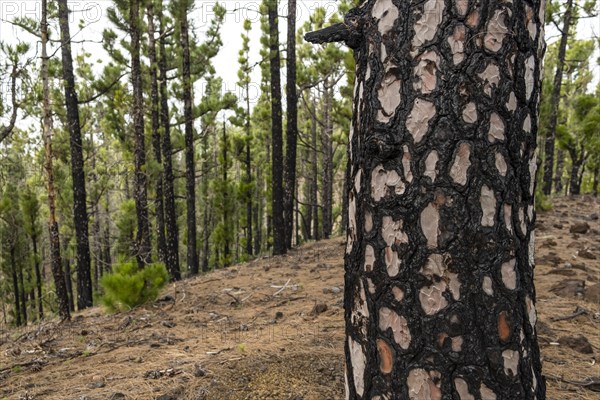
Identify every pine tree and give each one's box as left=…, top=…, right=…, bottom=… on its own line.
left=57, top=0, right=93, bottom=309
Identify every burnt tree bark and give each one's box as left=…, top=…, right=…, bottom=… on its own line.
left=307, top=0, right=546, bottom=397
left=130, top=0, right=152, bottom=268
left=554, top=149, right=564, bottom=194
left=158, top=4, right=181, bottom=280
left=284, top=0, right=298, bottom=249
left=322, top=79, right=334, bottom=239
left=542, top=0, right=572, bottom=195
left=179, top=2, right=199, bottom=274
left=10, top=247, right=21, bottom=326
left=57, top=0, right=93, bottom=309
left=268, top=0, right=286, bottom=255
left=147, top=3, right=167, bottom=264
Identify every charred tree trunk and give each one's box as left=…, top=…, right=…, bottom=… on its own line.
left=593, top=166, right=599, bottom=196
left=542, top=0, right=572, bottom=195
left=10, top=247, right=21, bottom=326
left=180, top=3, right=199, bottom=275
left=284, top=0, right=298, bottom=250
left=268, top=0, right=286, bottom=255
left=310, top=105, right=320, bottom=241
left=158, top=5, right=181, bottom=280
left=307, top=0, right=546, bottom=397
left=30, top=229, right=43, bottom=320
left=18, top=263, right=27, bottom=325
left=322, top=80, right=334, bottom=239
left=568, top=146, right=585, bottom=196
left=222, top=121, right=230, bottom=266
left=554, top=149, right=564, bottom=194
left=147, top=3, right=167, bottom=263
left=57, top=0, right=93, bottom=310
left=130, top=0, right=152, bottom=268
left=62, top=238, right=75, bottom=312
left=245, top=83, right=253, bottom=256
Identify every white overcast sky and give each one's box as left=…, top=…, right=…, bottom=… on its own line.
left=0, top=0, right=598, bottom=128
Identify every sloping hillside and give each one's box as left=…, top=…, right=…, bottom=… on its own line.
left=0, top=196, right=598, bottom=400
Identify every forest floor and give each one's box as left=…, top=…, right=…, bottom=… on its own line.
left=0, top=196, right=599, bottom=400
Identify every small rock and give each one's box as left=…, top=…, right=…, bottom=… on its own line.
left=550, top=280, right=585, bottom=298
left=585, top=283, right=600, bottom=305
left=110, top=393, right=126, bottom=400
left=311, top=303, right=328, bottom=315
left=118, top=316, right=132, bottom=330
left=156, top=395, right=175, bottom=400
left=590, top=213, right=599, bottom=220
left=570, top=222, right=590, bottom=234
left=88, top=381, right=105, bottom=389
left=194, top=364, right=207, bottom=377
left=553, top=223, right=563, bottom=229
left=331, top=286, right=341, bottom=294
left=157, top=295, right=175, bottom=303
left=161, top=320, right=176, bottom=328
left=572, top=263, right=587, bottom=271
left=578, top=249, right=596, bottom=260
left=558, top=335, right=594, bottom=354
left=275, top=311, right=284, bottom=319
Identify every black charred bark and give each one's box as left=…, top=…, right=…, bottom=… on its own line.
left=180, top=5, right=199, bottom=275
left=308, top=0, right=546, bottom=398
left=158, top=5, right=181, bottom=280
left=268, top=0, right=286, bottom=256
left=10, top=247, right=21, bottom=326
left=147, top=3, right=167, bottom=264
left=57, top=0, right=93, bottom=310
left=130, top=0, right=152, bottom=268
left=284, top=0, right=298, bottom=249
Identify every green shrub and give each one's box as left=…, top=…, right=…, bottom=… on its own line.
left=100, top=262, right=169, bottom=312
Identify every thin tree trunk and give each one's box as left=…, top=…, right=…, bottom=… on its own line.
left=103, top=190, right=112, bottom=274
left=284, top=0, right=298, bottom=250
left=568, top=147, right=584, bottom=196
left=593, top=166, right=599, bottom=196
left=542, top=0, right=573, bottom=195
left=310, top=104, right=320, bottom=241
left=245, top=84, right=253, bottom=256
left=18, top=263, right=27, bottom=325
left=90, top=134, right=101, bottom=292
left=42, top=0, right=70, bottom=321
left=31, top=231, right=43, bottom=320
left=130, top=0, right=152, bottom=268
left=307, top=0, right=546, bottom=396
left=322, top=80, right=333, bottom=239
left=62, top=238, right=75, bottom=312
left=201, top=131, right=211, bottom=272
left=11, top=247, right=21, bottom=326
left=147, top=3, right=167, bottom=263
left=268, top=0, right=286, bottom=255
left=554, top=149, right=564, bottom=194
left=180, top=2, right=199, bottom=275
left=57, top=0, right=93, bottom=310
left=158, top=5, right=181, bottom=280
left=222, top=121, right=230, bottom=266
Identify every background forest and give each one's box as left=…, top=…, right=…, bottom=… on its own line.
left=0, top=0, right=598, bottom=326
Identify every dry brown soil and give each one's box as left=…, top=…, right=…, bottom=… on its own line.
left=0, top=196, right=598, bottom=400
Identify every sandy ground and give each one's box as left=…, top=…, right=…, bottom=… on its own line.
left=0, top=196, right=598, bottom=400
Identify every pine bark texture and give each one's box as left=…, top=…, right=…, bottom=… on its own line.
left=284, top=0, right=298, bottom=249
left=57, top=0, right=93, bottom=309
left=541, top=0, right=572, bottom=195
left=308, top=0, right=547, bottom=398
left=268, top=0, right=286, bottom=255
left=158, top=6, right=181, bottom=280
left=130, top=0, right=152, bottom=268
